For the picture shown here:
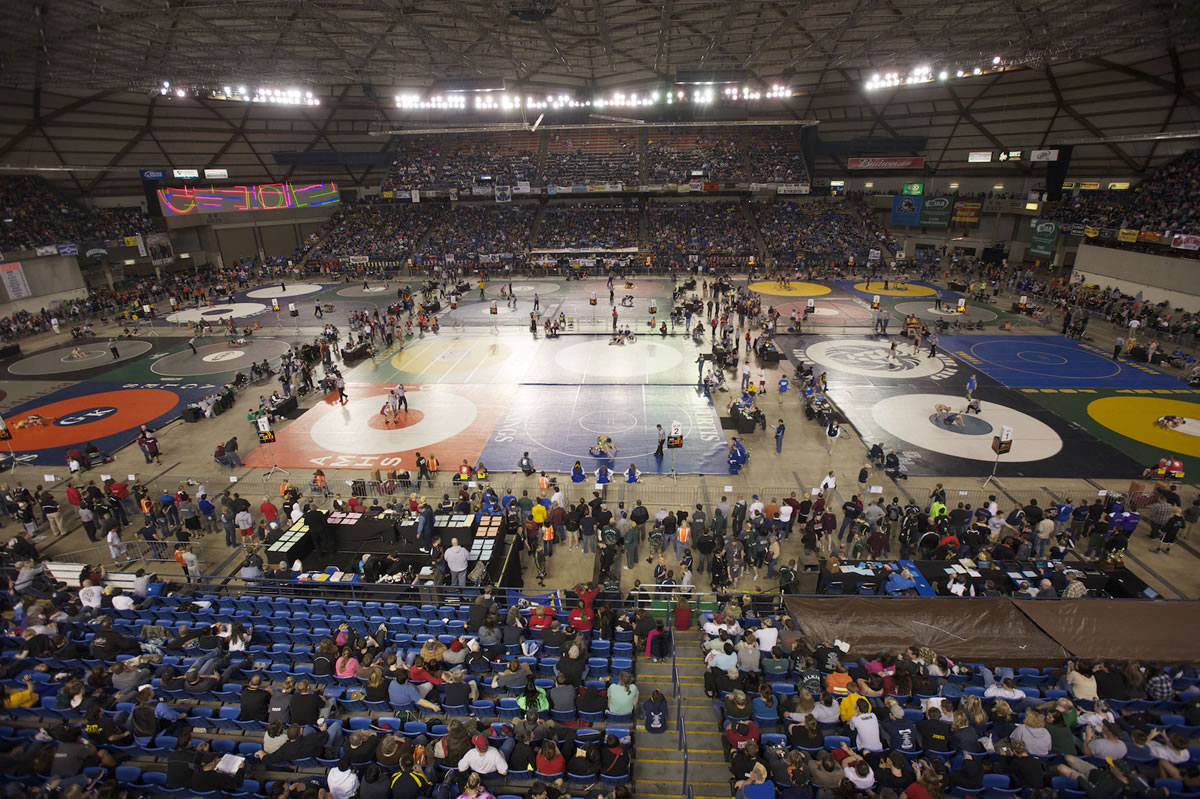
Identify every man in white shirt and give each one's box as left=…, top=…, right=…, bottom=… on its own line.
left=326, top=756, right=360, bottom=799
left=444, top=538, right=470, bottom=587
left=749, top=495, right=764, bottom=519
left=457, top=735, right=508, bottom=775
left=78, top=580, right=104, bottom=611
left=847, top=699, right=883, bottom=751
left=819, top=472, right=837, bottom=493
left=755, top=618, right=779, bottom=652
left=110, top=588, right=136, bottom=611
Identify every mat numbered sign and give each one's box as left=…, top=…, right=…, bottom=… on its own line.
left=0, top=414, right=10, bottom=441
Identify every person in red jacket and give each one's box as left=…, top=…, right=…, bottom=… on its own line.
left=528, top=606, right=553, bottom=630
left=568, top=600, right=593, bottom=633
left=574, top=581, right=600, bottom=615
left=65, top=483, right=82, bottom=507
left=259, top=497, right=279, bottom=523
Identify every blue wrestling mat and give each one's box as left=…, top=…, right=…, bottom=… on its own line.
left=939, top=335, right=1183, bottom=389
left=479, top=383, right=731, bottom=475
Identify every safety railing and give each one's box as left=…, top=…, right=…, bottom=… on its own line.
left=678, top=693, right=689, bottom=796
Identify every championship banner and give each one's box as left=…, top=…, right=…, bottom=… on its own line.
left=495, top=186, right=512, bottom=203
left=1068, top=223, right=1086, bottom=237
left=411, top=189, right=420, bottom=203
left=951, top=202, right=982, bottom=224
left=146, top=232, right=175, bottom=266
left=889, top=195, right=922, bottom=226
left=917, top=196, right=952, bottom=228
left=473, top=185, right=494, bottom=196
left=0, top=261, right=32, bottom=300
left=847, top=157, right=925, bottom=169
left=749, top=183, right=777, bottom=192
left=1171, top=234, right=1200, bottom=251
left=515, top=181, right=531, bottom=194
left=57, top=242, right=78, bottom=256
left=34, top=245, right=58, bottom=257
left=449, top=188, right=458, bottom=201
left=1084, top=226, right=1100, bottom=238
left=689, top=180, right=703, bottom=192
left=1029, top=219, right=1059, bottom=259
left=348, top=255, right=369, bottom=265
left=1138, top=231, right=1162, bottom=243
left=1117, top=228, right=1138, bottom=243
left=777, top=183, right=811, bottom=195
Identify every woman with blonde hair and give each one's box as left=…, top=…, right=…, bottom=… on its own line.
left=1010, top=709, right=1051, bottom=755
left=963, top=694, right=989, bottom=730
left=990, top=699, right=1016, bottom=740
left=455, top=772, right=496, bottom=799
left=950, top=710, right=985, bottom=753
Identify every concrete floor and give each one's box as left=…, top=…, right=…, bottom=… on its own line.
left=6, top=272, right=1199, bottom=601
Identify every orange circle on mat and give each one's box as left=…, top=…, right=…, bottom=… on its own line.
left=7, top=389, right=180, bottom=451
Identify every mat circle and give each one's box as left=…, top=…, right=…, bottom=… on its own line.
left=852, top=282, right=936, bottom=297
left=337, top=285, right=399, bottom=298
left=166, top=303, right=268, bottom=324
left=777, top=301, right=873, bottom=325
left=5, top=389, right=180, bottom=450
left=583, top=281, right=658, bottom=298
left=873, top=392, right=1062, bottom=462
left=554, top=339, right=684, bottom=378
left=498, top=282, right=563, bottom=297
left=8, top=340, right=153, bottom=376
left=151, top=339, right=291, bottom=376
left=893, top=301, right=997, bottom=323
left=309, top=389, right=477, bottom=455
left=748, top=280, right=831, bottom=297
left=579, top=410, right=639, bottom=435
left=245, top=283, right=324, bottom=299
left=927, top=413, right=994, bottom=436
left=966, top=340, right=1119, bottom=380
left=390, top=339, right=514, bottom=378
left=1087, top=396, right=1200, bottom=458
left=802, top=339, right=949, bottom=379
left=525, top=398, right=704, bottom=462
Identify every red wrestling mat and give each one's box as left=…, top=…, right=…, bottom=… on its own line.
left=242, top=383, right=513, bottom=471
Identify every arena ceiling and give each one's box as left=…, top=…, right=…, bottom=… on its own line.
left=0, top=0, right=1196, bottom=196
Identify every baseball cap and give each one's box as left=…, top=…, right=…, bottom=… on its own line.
left=472, top=735, right=488, bottom=749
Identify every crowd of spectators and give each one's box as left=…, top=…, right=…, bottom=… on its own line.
left=646, top=133, right=747, bottom=183
left=542, top=134, right=639, bottom=186
left=310, top=202, right=441, bottom=261
left=1049, top=150, right=1200, bottom=235
left=745, top=130, right=808, bottom=184
left=707, top=607, right=1199, bottom=798
left=648, top=201, right=757, bottom=257
left=381, top=137, right=443, bottom=191
left=0, top=176, right=155, bottom=253
left=419, top=204, right=534, bottom=259
left=438, top=135, right=539, bottom=188
left=754, top=201, right=882, bottom=260
left=533, top=202, right=640, bottom=250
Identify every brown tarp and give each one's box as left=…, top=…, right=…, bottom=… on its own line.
left=1012, top=600, right=1200, bottom=664
left=784, top=597, right=1071, bottom=667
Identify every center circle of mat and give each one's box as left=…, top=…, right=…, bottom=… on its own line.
left=336, top=285, right=396, bottom=298
left=967, top=340, right=1119, bottom=379
left=748, top=280, right=831, bottom=297
left=5, top=389, right=180, bottom=450
left=926, top=413, right=994, bottom=436
left=553, top=339, right=684, bottom=377
left=368, top=409, right=425, bottom=429
left=584, top=280, right=659, bottom=298
left=802, top=339, right=948, bottom=379
left=310, top=390, right=477, bottom=455
left=777, top=301, right=873, bottom=323
left=1086, top=396, right=1200, bottom=458
left=166, top=302, right=267, bottom=324
left=1018, top=351, right=1069, bottom=365
left=1173, top=418, right=1200, bottom=438
left=506, top=283, right=562, bottom=296
left=852, top=282, right=936, bottom=297
left=873, top=392, right=1062, bottom=462
left=245, top=283, right=324, bottom=299
left=578, top=410, right=639, bottom=435
left=8, top=339, right=153, bottom=376
left=151, top=339, right=291, bottom=376
left=893, top=301, right=998, bottom=323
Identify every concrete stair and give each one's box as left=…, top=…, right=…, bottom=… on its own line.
left=633, top=627, right=732, bottom=799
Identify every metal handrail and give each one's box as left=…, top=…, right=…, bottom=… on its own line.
left=678, top=693, right=689, bottom=797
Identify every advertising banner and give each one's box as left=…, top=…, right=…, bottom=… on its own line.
left=951, top=202, right=982, bottom=224
left=1084, top=226, right=1099, bottom=238
left=411, top=189, right=420, bottom=203
left=34, top=245, right=58, bottom=256
left=917, top=196, right=952, bottom=227
left=0, top=262, right=32, bottom=300
left=1117, top=228, right=1139, bottom=243
left=57, top=243, right=78, bottom=256
left=889, top=195, right=922, bottom=226
left=1171, top=234, right=1200, bottom=251
left=146, top=232, right=175, bottom=266
left=1138, top=231, right=1162, bottom=243
left=847, top=157, right=925, bottom=169
left=1029, top=219, right=1059, bottom=259
left=777, top=183, right=811, bottom=195
left=515, top=181, right=531, bottom=194
left=495, top=186, right=512, bottom=203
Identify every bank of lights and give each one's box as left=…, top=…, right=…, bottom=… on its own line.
left=396, top=85, right=792, bottom=112
left=161, top=81, right=319, bottom=105
left=866, top=59, right=1005, bottom=90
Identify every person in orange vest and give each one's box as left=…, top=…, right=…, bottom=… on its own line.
left=541, top=523, right=555, bottom=559
left=674, top=516, right=691, bottom=562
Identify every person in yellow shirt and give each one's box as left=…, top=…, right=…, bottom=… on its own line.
left=839, top=689, right=867, bottom=721
left=2, top=674, right=37, bottom=708
left=531, top=502, right=547, bottom=526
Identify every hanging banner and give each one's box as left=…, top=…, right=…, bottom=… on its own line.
left=495, top=186, right=512, bottom=203
left=449, top=188, right=459, bottom=201
left=0, top=262, right=32, bottom=300
left=411, top=189, right=420, bottom=203
left=547, top=186, right=559, bottom=196
left=515, top=181, right=531, bottom=194
left=689, top=180, right=703, bottom=192
left=951, top=202, right=982, bottom=224
left=917, top=196, right=952, bottom=227
left=34, top=245, right=58, bottom=257
left=1117, top=228, right=1139, bottom=243
left=847, top=157, right=925, bottom=169
left=1171, top=234, right=1200, bottom=251
left=777, top=183, right=811, bottom=195
left=1084, top=226, right=1100, bottom=238
left=57, top=242, right=78, bottom=256
left=889, top=195, right=922, bottom=226
left=136, top=234, right=148, bottom=257
left=1097, top=228, right=1117, bottom=240
left=1079, top=182, right=1101, bottom=190
left=146, top=232, right=175, bottom=266
left=1138, top=231, right=1162, bottom=243
left=1028, top=219, right=1059, bottom=259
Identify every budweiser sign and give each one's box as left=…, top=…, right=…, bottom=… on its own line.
left=848, top=157, right=926, bottom=169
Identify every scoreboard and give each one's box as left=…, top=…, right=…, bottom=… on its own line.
left=157, top=181, right=339, bottom=216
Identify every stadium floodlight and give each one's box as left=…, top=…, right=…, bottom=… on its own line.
left=993, top=56, right=1001, bottom=65
left=938, top=71, right=948, bottom=80
left=175, top=88, right=186, bottom=97
left=956, top=70, right=964, bottom=77
left=973, top=67, right=982, bottom=75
